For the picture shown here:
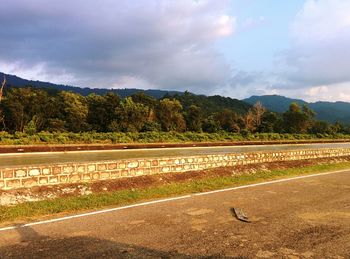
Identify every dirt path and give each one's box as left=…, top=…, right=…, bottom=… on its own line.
left=1, top=170, right=349, bottom=258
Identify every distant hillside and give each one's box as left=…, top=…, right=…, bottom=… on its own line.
left=244, top=95, right=350, bottom=124
left=309, top=101, right=350, bottom=124
left=173, top=92, right=251, bottom=115
left=244, top=95, right=307, bottom=113
left=0, top=72, right=250, bottom=114
left=0, top=72, right=181, bottom=99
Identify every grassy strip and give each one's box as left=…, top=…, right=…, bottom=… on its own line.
left=1, top=161, right=350, bottom=224
left=1, top=131, right=350, bottom=145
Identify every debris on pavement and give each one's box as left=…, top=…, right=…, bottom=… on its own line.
left=231, top=207, right=250, bottom=222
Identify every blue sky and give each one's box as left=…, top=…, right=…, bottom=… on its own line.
left=1, top=0, right=350, bottom=102
left=221, top=1, right=305, bottom=70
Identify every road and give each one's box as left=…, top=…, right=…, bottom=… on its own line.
left=0, top=170, right=349, bottom=258
left=1, top=142, right=350, bottom=168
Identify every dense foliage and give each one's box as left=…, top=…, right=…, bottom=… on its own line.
left=0, top=131, right=349, bottom=145
left=0, top=87, right=350, bottom=139
left=244, top=95, right=350, bottom=124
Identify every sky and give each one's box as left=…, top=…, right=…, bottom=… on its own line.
left=1, top=0, right=350, bottom=102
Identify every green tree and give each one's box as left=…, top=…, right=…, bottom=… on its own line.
left=104, top=92, right=121, bottom=131
left=310, top=121, right=331, bottom=134
left=58, top=91, right=88, bottom=132
left=258, top=112, right=281, bottom=133
left=157, top=98, right=186, bottom=132
left=202, top=116, right=220, bottom=133
left=86, top=94, right=114, bottom=132
left=184, top=105, right=203, bottom=132
left=283, top=103, right=315, bottom=133
left=115, top=97, right=149, bottom=132
left=2, top=88, right=50, bottom=132
left=131, top=92, right=157, bottom=123
left=330, top=121, right=344, bottom=134
left=214, top=109, right=241, bottom=132
left=131, top=92, right=157, bottom=108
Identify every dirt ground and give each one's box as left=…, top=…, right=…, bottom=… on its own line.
left=1, top=156, right=350, bottom=206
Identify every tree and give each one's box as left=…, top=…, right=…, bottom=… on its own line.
left=131, top=92, right=157, bottom=108
left=252, top=101, right=266, bottom=127
left=104, top=92, right=121, bottom=131
left=330, top=121, right=344, bottom=134
left=2, top=88, right=50, bottom=132
left=243, top=109, right=256, bottom=132
left=115, top=97, right=149, bottom=132
left=214, top=109, right=241, bottom=132
left=58, top=91, right=88, bottom=132
left=258, top=112, right=281, bottom=133
left=283, top=103, right=315, bottom=133
left=131, top=92, right=157, bottom=122
left=0, top=76, right=6, bottom=129
left=202, top=116, right=221, bottom=133
left=157, top=98, right=186, bottom=132
left=243, top=102, right=266, bottom=133
left=310, top=121, right=330, bottom=134
left=0, top=75, right=5, bottom=102
left=86, top=94, right=111, bottom=132
left=86, top=92, right=121, bottom=132
left=184, top=105, right=203, bottom=132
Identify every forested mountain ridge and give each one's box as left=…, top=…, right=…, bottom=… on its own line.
left=0, top=72, right=181, bottom=99
left=0, top=72, right=253, bottom=134
left=244, top=95, right=307, bottom=113
left=1, top=72, right=350, bottom=135
left=0, top=71, right=251, bottom=115
left=244, top=95, right=350, bottom=124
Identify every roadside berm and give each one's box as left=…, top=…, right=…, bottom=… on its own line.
left=1, top=155, right=350, bottom=206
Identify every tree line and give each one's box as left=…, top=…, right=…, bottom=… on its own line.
left=0, top=86, right=349, bottom=135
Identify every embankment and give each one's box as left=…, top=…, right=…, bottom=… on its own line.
left=1, top=148, right=350, bottom=190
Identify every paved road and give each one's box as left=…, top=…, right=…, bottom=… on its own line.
left=2, top=142, right=350, bottom=168
left=1, top=170, right=350, bottom=258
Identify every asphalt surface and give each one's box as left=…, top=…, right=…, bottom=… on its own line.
left=1, top=140, right=349, bottom=154
left=2, top=142, right=350, bottom=168
left=1, top=170, right=349, bottom=258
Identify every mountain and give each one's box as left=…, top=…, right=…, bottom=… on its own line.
left=172, top=92, right=251, bottom=115
left=244, top=95, right=307, bottom=113
left=244, top=95, right=350, bottom=124
left=0, top=72, right=251, bottom=114
left=309, top=101, right=350, bottom=124
left=0, top=72, right=181, bottom=99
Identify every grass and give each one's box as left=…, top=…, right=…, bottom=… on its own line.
left=1, top=161, right=350, bottom=225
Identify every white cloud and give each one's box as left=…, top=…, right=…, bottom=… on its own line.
left=269, top=81, right=350, bottom=102
left=291, top=0, right=350, bottom=44
left=215, top=15, right=236, bottom=36
left=0, top=0, right=236, bottom=91
left=279, top=0, right=350, bottom=96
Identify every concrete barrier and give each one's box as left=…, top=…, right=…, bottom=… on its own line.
left=1, top=148, right=350, bottom=190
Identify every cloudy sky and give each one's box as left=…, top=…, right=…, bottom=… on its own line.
left=1, top=0, right=350, bottom=102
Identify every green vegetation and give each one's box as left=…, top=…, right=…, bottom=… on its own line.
left=1, top=86, right=350, bottom=141
left=244, top=95, right=350, bottom=124
left=1, top=161, right=350, bottom=224
left=0, top=131, right=349, bottom=145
